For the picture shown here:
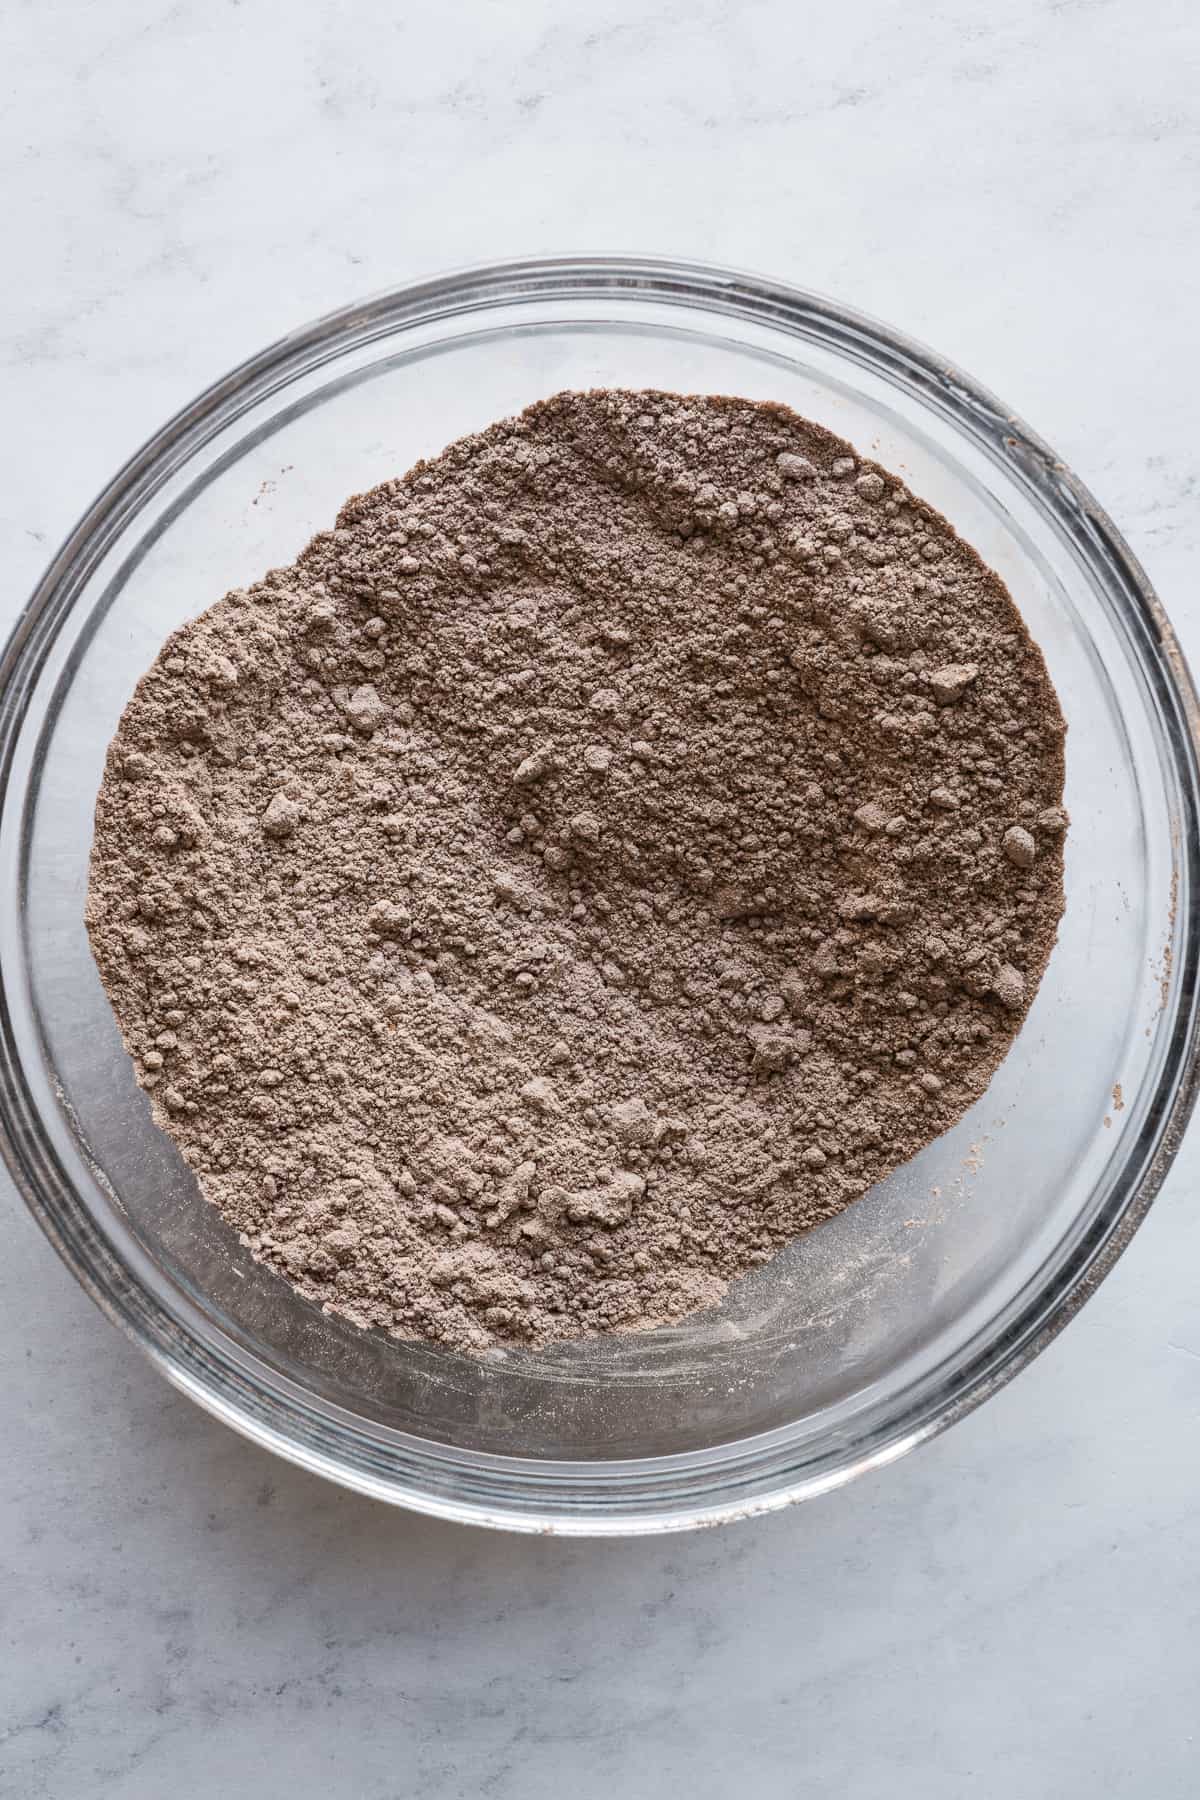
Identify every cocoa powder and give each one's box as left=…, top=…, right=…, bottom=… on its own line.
left=86, top=390, right=1066, bottom=1353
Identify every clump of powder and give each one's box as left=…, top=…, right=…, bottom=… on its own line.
left=86, top=389, right=1066, bottom=1353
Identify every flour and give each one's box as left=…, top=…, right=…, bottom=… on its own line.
left=87, top=389, right=1066, bottom=1352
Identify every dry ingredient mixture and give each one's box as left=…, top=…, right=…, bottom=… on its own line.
left=87, top=390, right=1067, bottom=1354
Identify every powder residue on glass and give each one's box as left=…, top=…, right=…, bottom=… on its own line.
left=86, top=390, right=1067, bottom=1352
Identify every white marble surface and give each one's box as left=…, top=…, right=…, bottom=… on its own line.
left=3, top=2, right=1200, bottom=1794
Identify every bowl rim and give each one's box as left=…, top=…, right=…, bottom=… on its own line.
left=3, top=253, right=1199, bottom=1535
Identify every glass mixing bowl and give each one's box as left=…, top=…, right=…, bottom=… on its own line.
left=2, top=257, right=1197, bottom=1534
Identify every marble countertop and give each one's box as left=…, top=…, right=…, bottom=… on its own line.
left=3, top=2, right=1200, bottom=1795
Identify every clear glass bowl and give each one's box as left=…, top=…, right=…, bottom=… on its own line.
left=3, top=257, right=1198, bottom=1535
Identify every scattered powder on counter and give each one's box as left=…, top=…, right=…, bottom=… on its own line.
left=86, top=389, right=1066, bottom=1353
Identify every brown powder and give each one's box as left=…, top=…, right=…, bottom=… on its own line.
left=86, top=389, right=1066, bottom=1354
